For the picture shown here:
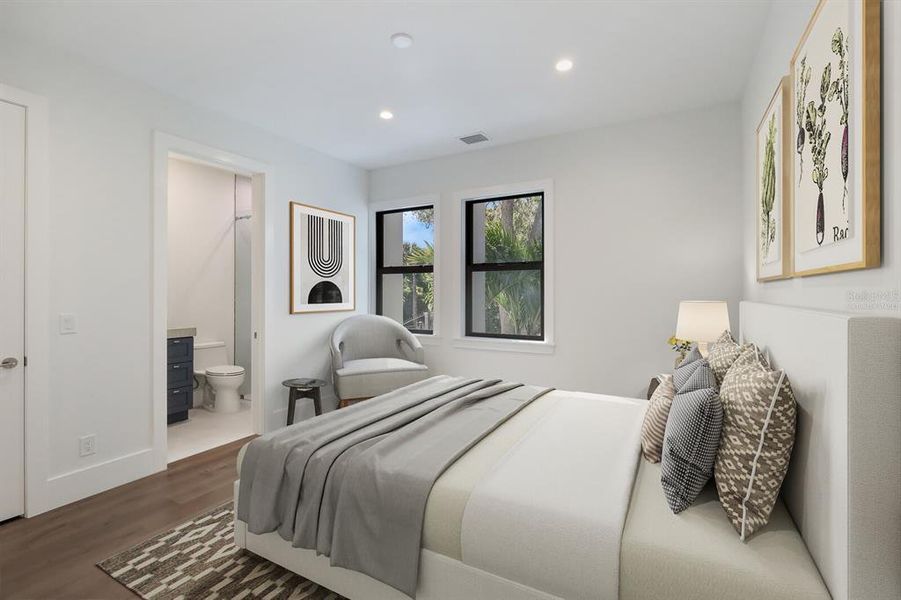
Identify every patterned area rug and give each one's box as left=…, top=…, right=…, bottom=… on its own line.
left=98, top=503, right=347, bottom=599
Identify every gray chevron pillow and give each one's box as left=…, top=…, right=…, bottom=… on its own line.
left=660, top=385, right=723, bottom=513
left=640, top=374, right=676, bottom=463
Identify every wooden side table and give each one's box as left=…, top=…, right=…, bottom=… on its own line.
left=282, top=378, right=327, bottom=426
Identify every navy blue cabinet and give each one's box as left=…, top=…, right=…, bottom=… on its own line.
left=167, top=336, right=194, bottom=424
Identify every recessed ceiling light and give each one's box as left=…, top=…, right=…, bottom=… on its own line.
left=555, top=58, right=574, bottom=72
left=379, top=110, right=394, bottom=120
left=391, top=33, right=413, bottom=49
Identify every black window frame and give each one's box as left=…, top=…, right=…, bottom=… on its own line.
left=464, top=192, right=545, bottom=341
left=375, top=205, right=435, bottom=335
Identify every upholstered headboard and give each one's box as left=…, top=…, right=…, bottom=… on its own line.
left=740, top=302, right=901, bottom=600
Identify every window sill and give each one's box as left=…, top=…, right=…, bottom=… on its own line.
left=451, top=336, right=555, bottom=355
left=415, top=334, right=441, bottom=347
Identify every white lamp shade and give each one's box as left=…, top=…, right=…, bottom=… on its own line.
left=675, top=301, right=731, bottom=343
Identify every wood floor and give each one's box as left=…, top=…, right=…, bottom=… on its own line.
left=0, top=436, right=253, bottom=599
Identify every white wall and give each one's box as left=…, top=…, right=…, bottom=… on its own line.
left=370, top=104, right=744, bottom=398
left=167, top=158, right=237, bottom=389
left=0, top=33, right=368, bottom=514
left=741, top=1, right=900, bottom=314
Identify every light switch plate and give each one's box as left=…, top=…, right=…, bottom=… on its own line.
left=59, top=313, right=78, bottom=334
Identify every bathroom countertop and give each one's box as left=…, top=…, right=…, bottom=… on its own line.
left=167, top=327, right=197, bottom=339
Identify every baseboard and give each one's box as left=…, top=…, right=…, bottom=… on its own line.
left=28, top=448, right=158, bottom=516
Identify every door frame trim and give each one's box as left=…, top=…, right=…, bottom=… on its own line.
left=151, top=132, right=268, bottom=470
left=0, top=84, right=51, bottom=517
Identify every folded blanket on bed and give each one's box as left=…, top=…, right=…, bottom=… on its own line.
left=237, top=375, right=551, bottom=597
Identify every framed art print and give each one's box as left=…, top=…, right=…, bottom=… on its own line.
left=757, top=76, right=792, bottom=281
left=290, top=202, right=355, bottom=313
left=790, top=0, right=880, bottom=276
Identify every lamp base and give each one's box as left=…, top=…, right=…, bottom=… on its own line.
left=698, top=341, right=710, bottom=357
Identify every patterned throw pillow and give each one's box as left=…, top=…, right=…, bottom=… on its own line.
left=730, top=344, right=769, bottom=372
left=715, top=356, right=797, bottom=540
left=677, top=346, right=702, bottom=368
left=660, top=374, right=723, bottom=513
left=640, top=374, right=676, bottom=463
left=680, top=359, right=717, bottom=393
left=706, top=330, right=750, bottom=384
left=673, top=346, right=704, bottom=391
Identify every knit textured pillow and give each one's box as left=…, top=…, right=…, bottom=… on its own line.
left=680, top=359, right=717, bottom=393
left=640, top=374, right=676, bottom=463
left=707, top=331, right=750, bottom=384
left=660, top=376, right=723, bottom=513
left=673, top=346, right=704, bottom=391
left=714, top=356, right=797, bottom=540
left=677, top=346, right=701, bottom=368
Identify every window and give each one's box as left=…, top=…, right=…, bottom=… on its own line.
left=465, top=193, right=544, bottom=340
left=375, top=206, right=435, bottom=334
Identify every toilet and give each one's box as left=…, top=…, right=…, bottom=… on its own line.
left=193, top=341, right=245, bottom=413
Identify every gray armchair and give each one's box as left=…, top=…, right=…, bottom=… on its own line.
left=330, top=315, right=430, bottom=404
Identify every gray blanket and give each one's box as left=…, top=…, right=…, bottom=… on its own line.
left=237, top=375, right=551, bottom=597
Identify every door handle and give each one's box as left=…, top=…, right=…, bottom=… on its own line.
left=1, top=357, right=19, bottom=369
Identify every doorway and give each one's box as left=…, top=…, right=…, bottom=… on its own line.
left=0, top=98, right=26, bottom=521
left=151, top=134, right=268, bottom=470
left=165, top=156, right=254, bottom=462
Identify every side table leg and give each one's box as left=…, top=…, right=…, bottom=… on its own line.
left=312, top=388, right=322, bottom=416
left=287, top=389, right=297, bottom=426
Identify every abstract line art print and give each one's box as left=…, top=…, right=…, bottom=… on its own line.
left=291, top=202, right=355, bottom=313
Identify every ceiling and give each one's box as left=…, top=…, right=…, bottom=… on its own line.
left=2, top=1, right=770, bottom=169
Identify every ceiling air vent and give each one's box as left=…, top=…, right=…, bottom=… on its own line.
left=459, top=132, right=489, bottom=145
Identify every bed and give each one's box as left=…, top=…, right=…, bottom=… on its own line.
left=234, top=302, right=901, bottom=600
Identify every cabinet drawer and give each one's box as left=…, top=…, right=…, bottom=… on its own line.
left=167, top=337, right=193, bottom=364
left=167, top=385, right=192, bottom=414
left=167, top=361, right=194, bottom=389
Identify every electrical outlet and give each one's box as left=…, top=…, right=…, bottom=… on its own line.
left=79, top=434, right=96, bottom=457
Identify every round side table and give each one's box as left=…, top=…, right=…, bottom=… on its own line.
left=282, top=378, right=327, bottom=426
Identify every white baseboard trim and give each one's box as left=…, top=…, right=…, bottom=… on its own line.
left=30, top=448, right=159, bottom=516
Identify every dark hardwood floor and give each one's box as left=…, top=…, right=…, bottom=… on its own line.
left=0, top=436, right=253, bottom=599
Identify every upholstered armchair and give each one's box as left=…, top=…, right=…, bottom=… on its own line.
left=330, top=315, right=430, bottom=405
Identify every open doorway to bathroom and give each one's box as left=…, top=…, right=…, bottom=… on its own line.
left=164, top=155, right=255, bottom=463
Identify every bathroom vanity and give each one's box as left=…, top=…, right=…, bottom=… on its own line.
left=167, top=328, right=196, bottom=424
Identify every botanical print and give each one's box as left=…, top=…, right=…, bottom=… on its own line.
left=794, top=0, right=851, bottom=252
left=830, top=28, right=850, bottom=211
left=291, top=202, right=355, bottom=313
left=757, top=79, right=785, bottom=279
left=794, top=56, right=811, bottom=185
left=760, top=113, right=778, bottom=264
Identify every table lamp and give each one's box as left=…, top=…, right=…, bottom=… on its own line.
left=675, top=301, right=731, bottom=357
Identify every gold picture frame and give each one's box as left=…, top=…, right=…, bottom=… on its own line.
left=789, top=0, right=880, bottom=277
left=757, top=76, right=793, bottom=282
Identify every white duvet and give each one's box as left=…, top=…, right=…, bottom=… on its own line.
left=459, top=391, right=646, bottom=600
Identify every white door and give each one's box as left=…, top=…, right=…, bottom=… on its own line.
left=0, top=99, right=26, bottom=521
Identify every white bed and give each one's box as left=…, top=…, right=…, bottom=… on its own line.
left=234, top=302, right=901, bottom=600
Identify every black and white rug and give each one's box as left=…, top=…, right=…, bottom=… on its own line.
left=98, top=503, right=347, bottom=599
